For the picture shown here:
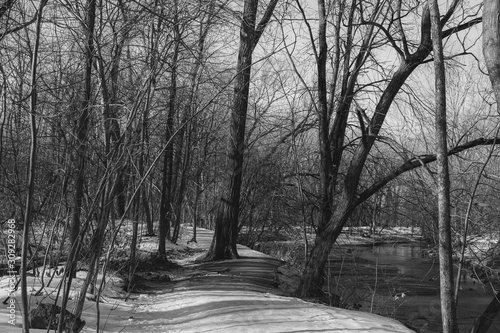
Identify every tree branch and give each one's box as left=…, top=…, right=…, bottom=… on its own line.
left=442, top=18, right=482, bottom=39
left=356, top=137, right=500, bottom=206
left=0, top=0, right=15, bottom=20
left=295, top=0, right=318, bottom=61
left=2, top=16, right=37, bottom=36
left=252, top=0, right=279, bottom=49
left=360, top=19, right=406, bottom=59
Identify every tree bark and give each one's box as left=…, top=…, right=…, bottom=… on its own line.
left=206, top=0, right=278, bottom=260
left=108, top=17, right=129, bottom=217
left=59, top=0, right=96, bottom=330
left=483, top=0, right=500, bottom=111
left=469, top=291, right=500, bottom=333
left=159, top=0, right=180, bottom=257
left=297, top=2, right=482, bottom=297
left=141, top=16, right=160, bottom=237
left=298, top=2, right=483, bottom=297
left=316, top=0, right=333, bottom=235
left=224, top=0, right=260, bottom=259
left=429, top=0, right=459, bottom=331
left=73, top=1, right=130, bottom=316
left=21, top=1, right=47, bottom=331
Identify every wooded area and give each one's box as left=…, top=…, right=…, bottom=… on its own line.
left=1, top=0, right=500, bottom=332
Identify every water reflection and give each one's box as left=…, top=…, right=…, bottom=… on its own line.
left=257, top=240, right=500, bottom=331
left=341, top=242, right=500, bottom=332
left=347, top=243, right=440, bottom=277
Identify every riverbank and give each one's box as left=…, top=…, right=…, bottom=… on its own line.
left=256, top=230, right=500, bottom=333
left=0, top=225, right=414, bottom=332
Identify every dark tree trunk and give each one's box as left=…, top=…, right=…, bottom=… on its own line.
left=297, top=191, right=357, bottom=298
left=109, top=36, right=127, bottom=218
left=73, top=0, right=129, bottom=318
left=172, top=125, right=191, bottom=244
left=206, top=0, right=278, bottom=261
left=316, top=0, right=333, bottom=234
left=206, top=203, right=231, bottom=259
left=59, top=0, right=96, bottom=331
left=67, top=0, right=96, bottom=283
left=225, top=0, right=259, bottom=259
left=158, top=0, right=180, bottom=257
left=143, top=185, right=154, bottom=235
left=21, top=1, right=46, bottom=331
left=298, top=4, right=433, bottom=298
left=297, top=0, right=482, bottom=300
left=191, top=170, right=202, bottom=244
left=187, top=0, right=215, bottom=244
left=158, top=146, right=173, bottom=255
left=114, top=174, right=126, bottom=217
left=139, top=119, right=153, bottom=235
left=469, top=291, right=500, bottom=333
left=141, top=6, right=160, bottom=237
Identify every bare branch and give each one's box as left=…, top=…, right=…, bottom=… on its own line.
left=0, top=0, right=14, bottom=20
left=360, top=19, right=406, bottom=59
left=295, top=0, right=319, bottom=61
left=442, top=18, right=482, bottom=39
left=357, top=137, right=500, bottom=205
left=253, top=0, right=279, bottom=49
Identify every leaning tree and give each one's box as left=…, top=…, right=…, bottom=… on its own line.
left=294, top=0, right=492, bottom=299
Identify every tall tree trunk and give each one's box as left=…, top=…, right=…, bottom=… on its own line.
left=73, top=7, right=128, bottom=318
left=297, top=0, right=485, bottom=299
left=139, top=109, right=153, bottom=235
left=0, top=64, right=7, bottom=175
left=171, top=123, right=191, bottom=244
left=158, top=0, right=180, bottom=257
left=141, top=155, right=154, bottom=235
left=191, top=170, right=203, bottom=243
left=316, top=0, right=333, bottom=234
left=206, top=0, right=278, bottom=261
left=59, top=0, right=96, bottom=330
left=186, top=0, right=215, bottom=243
left=158, top=136, right=172, bottom=253
left=21, top=1, right=47, bottom=331
left=108, top=10, right=129, bottom=217
left=211, top=0, right=260, bottom=259
left=430, top=0, right=458, bottom=331
left=140, top=18, right=159, bottom=237
left=469, top=1, right=500, bottom=331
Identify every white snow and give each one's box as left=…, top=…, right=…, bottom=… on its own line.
left=0, top=225, right=415, bottom=332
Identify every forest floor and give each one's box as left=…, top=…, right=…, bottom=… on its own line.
left=0, top=225, right=416, bottom=332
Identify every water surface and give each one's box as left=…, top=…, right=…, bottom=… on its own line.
left=340, top=242, right=500, bottom=332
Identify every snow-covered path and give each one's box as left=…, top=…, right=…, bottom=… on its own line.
left=110, top=227, right=414, bottom=332
left=0, top=226, right=415, bottom=332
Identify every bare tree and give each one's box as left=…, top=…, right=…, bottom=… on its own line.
left=296, top=0, right=485, bottom=298
left=158, top=0, right=180, bottom=257
left=206, top=0, right=279, bottom=260
left=21, top=1, right=48, bottom=331
left=58, top=0, right=97, bottom=331
left=429, top=0, right=458, bottom=331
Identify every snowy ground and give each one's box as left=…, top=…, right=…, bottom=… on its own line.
left=0, top=225, right=415, bottom=332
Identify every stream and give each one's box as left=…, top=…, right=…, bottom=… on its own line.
left=344, top=242, right=500, bottom=332
left=258, top=241, right=500, bottom=333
